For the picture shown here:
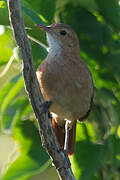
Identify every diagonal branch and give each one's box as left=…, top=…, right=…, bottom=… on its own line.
left=7, top=0, right=76, bottom=179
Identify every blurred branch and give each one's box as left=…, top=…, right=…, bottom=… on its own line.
left=27, top=35, right=49, bottom=51
left=0, top=55, right=14, bottom=78
left=7, top=0, right=75, bottom=179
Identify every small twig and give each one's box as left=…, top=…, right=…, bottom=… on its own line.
left=7, top=0, right=76, bottom=179
left=0, top=55, right=14, bottom=78
left=27, top=35, right=49, bottom=51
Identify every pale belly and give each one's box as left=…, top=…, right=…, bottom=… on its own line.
left=48, top=84, right=92, bottom=123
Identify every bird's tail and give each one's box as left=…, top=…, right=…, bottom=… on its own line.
left=52, top=118, right=76, bottom=155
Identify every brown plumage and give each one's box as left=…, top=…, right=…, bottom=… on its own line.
left=36, top=23, right=94, bottom=155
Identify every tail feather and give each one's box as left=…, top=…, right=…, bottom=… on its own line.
left=52, top=118, right=76, bottom=155
left=68, top=122, right=76, bottom=155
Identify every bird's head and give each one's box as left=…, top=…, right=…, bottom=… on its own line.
left=36, top=23, right=79, bottom=53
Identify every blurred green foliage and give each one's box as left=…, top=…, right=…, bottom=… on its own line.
left=0, top=0, right=120, bottom=179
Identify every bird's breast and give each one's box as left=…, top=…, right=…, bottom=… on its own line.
left=37, top=55, right=93, bottom=122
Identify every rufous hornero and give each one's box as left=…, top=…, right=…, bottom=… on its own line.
left=36, top=23, right=94, bottom=155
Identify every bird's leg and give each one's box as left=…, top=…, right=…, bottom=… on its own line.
left=64, top=120, right=70, bottom=153
left=64, top=120, right=71, bottom=167
left=40, top=101, right=52, bottom=114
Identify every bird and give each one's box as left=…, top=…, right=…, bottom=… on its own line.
left=36, top=23, right=94, bottom=155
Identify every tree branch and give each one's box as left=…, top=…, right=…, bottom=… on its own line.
left=7, top=0, right=76, bottom=179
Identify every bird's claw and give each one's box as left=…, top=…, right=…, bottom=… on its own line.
left=40, top=101, right=52, bottom=114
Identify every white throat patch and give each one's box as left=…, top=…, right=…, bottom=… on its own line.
left=46, top=33, right=62, bottom=57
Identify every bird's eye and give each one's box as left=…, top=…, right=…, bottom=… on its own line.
left=60, top=30, right=67, bottom=36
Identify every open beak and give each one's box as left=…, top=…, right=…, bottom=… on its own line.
left=35, top=24, right=51, bottom=33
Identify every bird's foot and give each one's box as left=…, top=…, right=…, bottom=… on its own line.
left=63, top=120, right=71, bottom=168
left=40, top=101, right=52, bottom=114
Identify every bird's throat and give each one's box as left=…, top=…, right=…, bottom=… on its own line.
left=47, top=33, right=62, bottom=58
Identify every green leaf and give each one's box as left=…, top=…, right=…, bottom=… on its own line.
left=75, top=0, right=97, bottom=10
left=1, top=97, right=31, bottom=130
left=100, top=88, right=120, bottom=105
left=0, top=28, right=15, bottom=65
left=31, top=40, right=48, bottom=69
left=0, top=74, right=22, bottom=108
left=0, top=4, right=9, bottom=25
left=70, top=123, right=106, bottom=180
left=95, top=0, right=120, bottom=31
left=106, top=135, right=120, bottom=167
left=57, top=0, right=98, bottom=12
left=1, top=75, right=24, bottom=114
left=0, top=1, right=6, bottom=8
left=0, top=74, right=26, bottom=129
left=22, top=0, right=57, bottom=23
left=22, top=6, right=47, bottom=25
left=2, top=120, right=50, bottom=180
